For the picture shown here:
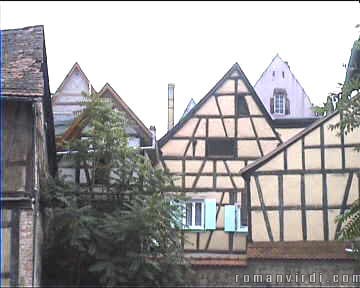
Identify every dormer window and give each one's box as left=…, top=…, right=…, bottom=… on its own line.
left=270, top=88, right=290, bottom=115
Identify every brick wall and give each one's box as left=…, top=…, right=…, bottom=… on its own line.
left=18, top=210, right=34, bottom=287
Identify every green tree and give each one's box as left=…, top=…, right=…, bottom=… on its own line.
left=319, top=35, right=360, bottom=252
left=42, top=92, right=192, bottom=287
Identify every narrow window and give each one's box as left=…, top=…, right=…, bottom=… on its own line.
left=274, top=94, right=285, bottom=114
left=272, top=88, right=287, bottom=115
left=206, top=139, right=235, bottom=158
left=237, top=95, right=249, bottom=116
left=282, top=71, right=285, bottom=78
left=184, top=200, right=204, bottom=230
left=186, top=202, right=193, bottom=226
left=272, top=71, right=275, bottom=77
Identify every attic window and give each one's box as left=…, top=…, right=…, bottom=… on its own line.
left=272, top=71, right=275, bottom=77
left=237, top=95, right=250, bottom=116
left=206, top=139, right=235, bottom=158
left=270, top=88, right=290, bottom=115
left=274, top=94, right=285, bottom=114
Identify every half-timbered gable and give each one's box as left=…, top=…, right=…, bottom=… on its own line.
left=241, top=109, right=360, bottom=247
left=159, top=63, right=282, bottom=258
left=52, top=63, right=95, bottom=138
left=56, top=82, right=155, bottom=185
left=1, top=25, right=56, bottom=287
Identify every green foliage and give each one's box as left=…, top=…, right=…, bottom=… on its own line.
left=42, top=93, right=192, bottom=287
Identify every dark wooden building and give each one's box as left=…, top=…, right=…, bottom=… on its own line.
left=0, top=25, right=56, bottom=287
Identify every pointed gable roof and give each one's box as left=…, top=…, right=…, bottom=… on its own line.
left=97, top=83, right=152, bottom=141
left=181, top=98, right=196, bottom=119
left=52, top=62, right=95, bottom=104
left=57, top=83, right=152, bottom=148
left=159, top=63, right=281, bottom=147
left=254, top=54, right=314, bottom=114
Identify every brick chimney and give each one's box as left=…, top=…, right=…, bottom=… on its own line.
left=168, top=83, right=175, bottom=131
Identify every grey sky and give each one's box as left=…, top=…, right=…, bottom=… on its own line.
left=1, top=1, right=360, bottom=137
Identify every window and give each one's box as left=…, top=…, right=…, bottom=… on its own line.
left=271, top=88, right=289, bottom=115
left=237, top=95, right=250, bottom=116
left=206, top=139, right=235, bottom=158
left=272, top=71, right=275, bottom=77
left=274, top=94, right=285, bottom=114
left=184, top=200, right=205, bottom=230
left=282, top=71, right=285, bottom=78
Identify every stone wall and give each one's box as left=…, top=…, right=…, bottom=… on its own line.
left=190, top=259, right=360, bottom=287
left=18, top=209, right=34, bottom=287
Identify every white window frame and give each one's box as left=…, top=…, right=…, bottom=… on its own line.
left=183, top=200, right=205, bottom=230
left=274, top=94, right=285, bottom=115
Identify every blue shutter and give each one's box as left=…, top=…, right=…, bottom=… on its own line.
left=204, top=199, right=216, bottom=230
left=224, top=205, right=235, bottom=232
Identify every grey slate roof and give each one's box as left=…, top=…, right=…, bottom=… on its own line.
left=1, top=25, right=45, bottom=97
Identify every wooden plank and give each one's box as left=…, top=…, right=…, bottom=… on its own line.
left=301, top=174, right=307, bottom=241
left=249, top=117, right=264, bottom=156
left=214, top=96, right=228, bottom=137
left=279, top=175, right=284, bottom=241
left=320, top=125, right=329, bottom=241
left=255, top=176, right=273, bottom=241
left=10, top=209, right=19, bottom=287
left=335, top=172, right=354, bottom=238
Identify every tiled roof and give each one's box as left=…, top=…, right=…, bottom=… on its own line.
left=247, top=241, right=355, bottom=260
left=1, top=25, right=45, bottom=97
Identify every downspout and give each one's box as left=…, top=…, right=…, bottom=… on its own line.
left=31, top=102, right=37, bottom=287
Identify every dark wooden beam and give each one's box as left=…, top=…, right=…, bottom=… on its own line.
left=279, top=175, right=284, bottom=241
left=255, top=176, right=273, bottom=241
left=335, top=172, right=354, bottom=238
left=300, top=174, right=307, bottom=241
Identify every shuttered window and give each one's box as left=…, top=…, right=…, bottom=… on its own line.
left=181, top=199, right=216, bottom=231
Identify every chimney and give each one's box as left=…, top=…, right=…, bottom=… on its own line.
left=168, top=83, right=175, bottom=131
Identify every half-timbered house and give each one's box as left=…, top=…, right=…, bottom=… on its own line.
left=159, top=63, right=285, bottom=265
left=1, top=25, right=56, bottom=287
left=159, top=59, right=360, bottom=284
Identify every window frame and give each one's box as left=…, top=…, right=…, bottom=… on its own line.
left=183, top=200, right=205, bottom=230
left=234, top=203, right=248, bottom=233
left=274, top=93, right=286, bottom=115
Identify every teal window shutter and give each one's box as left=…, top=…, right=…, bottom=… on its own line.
left=224, top=205, right=235, bottom=232
left=204, top=199, right=216, bottom=230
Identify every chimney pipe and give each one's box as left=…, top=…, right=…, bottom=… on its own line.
left=168, top=83, right=175, bottom=131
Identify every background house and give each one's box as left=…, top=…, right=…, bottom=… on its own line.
left=255, top=54, right=317, bottom=119
left=52, top=64, right=158, bottom=186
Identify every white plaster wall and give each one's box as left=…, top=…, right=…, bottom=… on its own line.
left=254, top=55, right=315, bottom=119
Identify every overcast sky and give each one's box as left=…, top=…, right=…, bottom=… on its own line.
left=1, top=1, right=360, bottom=138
